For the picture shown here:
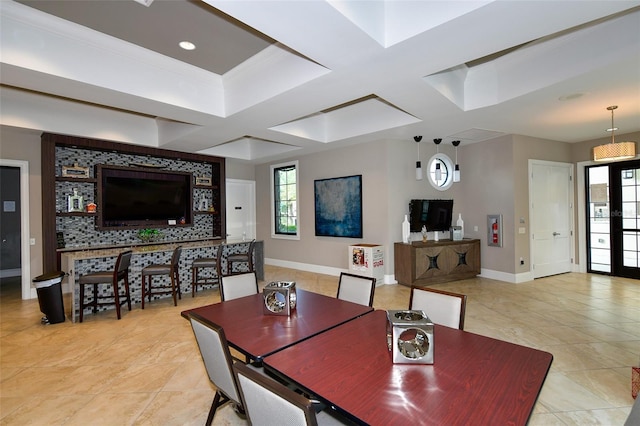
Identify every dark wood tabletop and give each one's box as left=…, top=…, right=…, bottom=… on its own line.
left=263, top=310, right=553, bottom=426
left=181, top=289, right=373, bottom=362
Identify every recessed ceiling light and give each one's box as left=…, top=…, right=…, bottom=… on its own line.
left=132, top=0, right=154, bottom=6
left=179, top=41, right=196, bottom=51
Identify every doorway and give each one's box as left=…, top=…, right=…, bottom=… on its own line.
left=530, top=160, right=574, bottom=278
left=586, top=159, right=640, bottom=279
left=225, top=179, right=256, bottom=243
left=0, top=159, right=31, bottom=299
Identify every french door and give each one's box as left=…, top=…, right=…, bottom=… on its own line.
left=586, top=159, right=640, bottom=279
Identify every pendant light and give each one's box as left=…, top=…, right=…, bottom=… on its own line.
left=593, top=105, right=636, bottom=162
left=452, top=140, right=461, bottom=182
left=433, top=138, right=442, bottom=181
left=414, top=136, right=423, bottom=180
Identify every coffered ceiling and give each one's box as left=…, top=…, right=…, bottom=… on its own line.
left=1, top=0, right=639, bottom=163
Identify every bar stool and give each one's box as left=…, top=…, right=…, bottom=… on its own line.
left=191, top=245, right=222, bottom=297
left=226, top=239, right=255, bottom=276
left=77, top=250, right=132, bottom=322
left=141, top=246, right=182, bottom=308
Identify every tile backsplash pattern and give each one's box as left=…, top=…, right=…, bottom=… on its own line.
left=56, top=147, right=219, bottom=248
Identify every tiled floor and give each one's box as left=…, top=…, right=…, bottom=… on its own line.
left=1, top=267, right=638, bottom=425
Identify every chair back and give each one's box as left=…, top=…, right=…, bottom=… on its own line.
left=233, top=239, right=255, bottom=258
left=336, top=272, right=376, bottom=307
left=409, top=287, right=467, bottom=330
left=233, top=361, right=318, bottom=426
left=220, top=272, right=259, bottom=301
left=170, top=246, right=182, bottom=270
left=115, top=250, right=133, bottom=279
left=188, top=313, right=242, bottom=405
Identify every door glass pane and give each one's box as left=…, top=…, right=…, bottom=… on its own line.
left=587, top=166, right=610, bottom=273
left=620, top=167, right=640, bottom=270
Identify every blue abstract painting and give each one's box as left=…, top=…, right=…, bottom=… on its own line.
left=314, top=175, right=362, bottom=238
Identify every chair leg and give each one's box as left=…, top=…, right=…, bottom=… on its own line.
left=170, top=273, right=177, bottom=306
left=141, top=275, right=146, bottom=309
left=113, top=279, right=121, bottom=320
left=124, top=275, right=131, bottom=312
left=92, top=284, right=98, bottom=314
left=79, top=284, right=85, bottom=323
left=192, top=267, right=197, bottom=297
left=176, top=271, right=181, bottom=300
left=206, top=391, right=229, bottom=426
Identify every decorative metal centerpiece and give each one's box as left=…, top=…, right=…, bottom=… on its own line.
left=386, top=310, right=434, bottom=364
left=263, top=281, right=297, bottom=316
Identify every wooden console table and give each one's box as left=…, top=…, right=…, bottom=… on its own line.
left=394, top=239, right=480, bottom=287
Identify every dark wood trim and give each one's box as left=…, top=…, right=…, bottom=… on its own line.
left=42, top=137, right=57, bottom=272
left=41, top=132, right=226, bottom=272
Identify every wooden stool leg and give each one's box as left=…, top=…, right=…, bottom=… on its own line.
left=141, top=275, right=146, bottom=309
left=113, top=278, right=121, bottom=320
left=124, top=275, right=131, bottom=311
left=170, top=274, right=177, bottom=306
left=176, top=270, right=181, bottom=300
left=92, top=284, right=98, bottom=313
left=192, top=267, right=197, bottom=297
left=79, top=284, right=85, bottom=323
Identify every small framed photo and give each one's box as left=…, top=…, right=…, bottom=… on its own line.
left=195, top=176, right=212, bottom=186
left=62, top=163, right=90, bottom=178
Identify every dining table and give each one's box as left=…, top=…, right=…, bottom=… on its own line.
left=181, top=289, right=373, bottom=362
left=263, top=310, right=553, bottom=426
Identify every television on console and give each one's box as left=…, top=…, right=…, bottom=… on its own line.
left=409, top=199, right=454, bottom=232
left=96, top=165, right=193, bottom=229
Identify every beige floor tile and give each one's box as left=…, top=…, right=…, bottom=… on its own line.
left=537, top=372, right=613, bottom=411
left=553, top=407, right=631, bottom=425
left=1, top=268, right=639, bottom=425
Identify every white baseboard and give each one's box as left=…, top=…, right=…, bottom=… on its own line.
left=0, top=268, right=21, bottom=278
left=480, top=268, right=538, bottom=284
left=265, top=258, right=397, bottom=285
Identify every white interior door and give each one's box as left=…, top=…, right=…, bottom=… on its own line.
left=225, top=179, right=256, bottom=243
left=530, top=161, right=574, bottom=278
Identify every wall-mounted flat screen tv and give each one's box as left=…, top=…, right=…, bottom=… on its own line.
left=409, top=199, right=454, bottom=232
left=96, top=165, right=193, bottom=229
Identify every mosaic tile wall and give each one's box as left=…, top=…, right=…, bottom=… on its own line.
left=55, top=146, right=222, bottom=248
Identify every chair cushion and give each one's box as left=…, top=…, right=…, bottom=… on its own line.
left=192, top=258, right=218, bottom=268
left=79, top=271, right=114, bottom=284
left=142, top=264, right=171, bottom=275
left=228, top=254, right=249, bottom=261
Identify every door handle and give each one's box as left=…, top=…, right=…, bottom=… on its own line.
left=553, top=232, right=560, bottom=236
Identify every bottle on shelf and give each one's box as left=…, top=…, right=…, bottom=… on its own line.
left=457, top=213, right=464, bottom=237
left=402, top=215, right=410, bottom=243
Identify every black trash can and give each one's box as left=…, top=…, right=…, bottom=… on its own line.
left=33, top=271, right=66, bottom=324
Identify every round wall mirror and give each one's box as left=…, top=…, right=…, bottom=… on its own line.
left=427, top=153, right=454, bottom=191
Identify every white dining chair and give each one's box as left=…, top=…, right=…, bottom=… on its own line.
left=336, top=272, right=376, bottom=307
left=409, top=286, right=467, bottom=330
left=188, top=313, right=246, bottom=425
left=233, top=361, right=350, bottom=426
left=220, top=272, right=259, bottom=301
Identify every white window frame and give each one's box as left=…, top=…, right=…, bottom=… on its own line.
left=270, top=160, right=300, bottom=240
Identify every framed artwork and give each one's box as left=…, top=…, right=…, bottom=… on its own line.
left=314, top=174, right=362, bottom=238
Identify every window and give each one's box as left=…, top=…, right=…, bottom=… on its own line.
left=271, top=161, right=299, bottom=239
left=427, top=153, right=454, bottom=191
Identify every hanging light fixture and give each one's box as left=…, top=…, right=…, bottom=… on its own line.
left=452, top=140, right=461, bottom=182
left=414, top=136, right=423, bottom=180
left=593, top=105, right=636, bottom=162
left=433, top=138, right=442, bottom=181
